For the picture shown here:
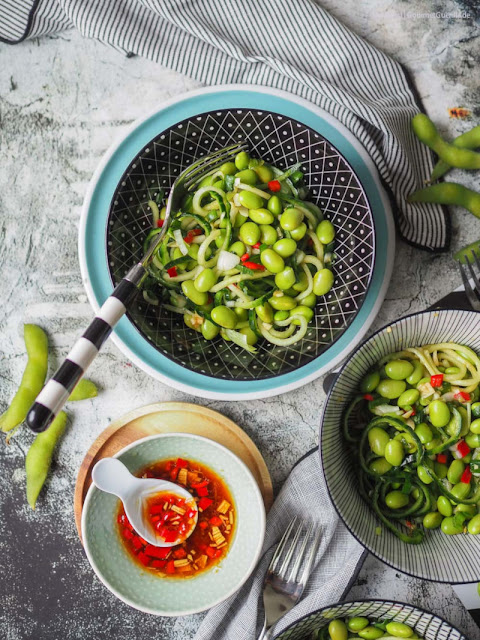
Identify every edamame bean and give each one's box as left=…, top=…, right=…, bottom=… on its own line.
left=268, top=294, right=297, bottom=311
left=466, top=432, right=480, bottom=448
left=369, top=458, right=392, bottom=475
left=215, top=230, right=226, bottom=248
left=385, top=359, right=414, bottom=380
left=423, top=512, right=443, bottom=529
left=429, top=400, right=450, bottom=428
left=368, top=427, right=390, bottom=456
left=384, top=439, right=405, bottom=466
left=194, top=268, right=218, bottom=293
left=234, top=212, right=248, bottom=228
left=385, top=490, right=409, bottom=509
left=301, top=292, right=317, bottom=308
left=328, top=619, right=348, bottom=640
left=434, top=462, right=448, bottom=479
left=360, top=371, right=381, bottom=393
left=385, top=621, right=413, bottom=638
left=316, top=219, right=335, bottom=244
left=249, top=208, right=274, bottom=225
left=468, top=513, right=480, bottom=534
left=234, top=307, right=248, bottom=322
left=201, top=319, right=220, bottom=340
left=313, top=268, right=334, bottom=296
left=441, top=516, right=464, bottom=535
left=184, top=313, right=202, bottom=332
left=406, top=360, right=424, bottom=385
left=408, top=183, right=480, bottom=219
left=358, top=626, right=384, bottom=639
left=199, top=174, right=216, bottom=188
left=273, top=238, right=297, bottom=257
left=229, top=241, right=246, bottom=257
left=445, top=366, right=460, bottom=375
left=235, top=169, right=258, bottom=185
left=451, top=482, right=470, bottom=500
left=437, top=496, right=453, bottom=517
left=181, top=280, right=208, bottom=306
left=256, top=303, right=274, bottom=324
left=220, top=161, right=237, bottom=176
left=414, top=422, right=433, bottom=444
left=470, top=418, right=480, bottom=434
left=280, top=208, right=304, bottom=231
left=275, top=267, right=296, bottom=290
left=417, top=465, right=433, bottom=484
left=290, top=306, right=314, bottom=325
left=347, top=617, right=369, bottom=632
left=290, top=222, right=307, bottom=240
left=238, top=190, right=264, bottom=209
left=267, top=195, right=282, bottom=216
left=292, top=271, right=308, bottom=292
left=274, top=310, right=289, bottom=323
left=376, top=379, right=407, bottom=400
left=254, top=165, right=274, bottom=183
left=447, top=459, right=465, bottom=484
left=472, top=402, right=480, bottom=419
left=239, top=221, right=261, bottom=246
left=260, top=225, right=278, bottom=245
left=211, top=305, right=237, bottom=329
left=239, top=327, right=258, bottom=346
left=26, top=411, right=68, bottom=509
left=235, top=151, right=249, bottom=170
left=398, top=388, right=420, bottom=407
left=261, top=249, right=285, bottom=274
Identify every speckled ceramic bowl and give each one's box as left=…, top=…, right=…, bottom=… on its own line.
left=81, top=433, right=266, bottom=616
left=321, top=309, right=480, bottom=583
left=275, top=599, right=465, bottom=640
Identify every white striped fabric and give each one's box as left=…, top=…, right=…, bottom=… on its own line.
left=1, top=0, right=449, bottom=251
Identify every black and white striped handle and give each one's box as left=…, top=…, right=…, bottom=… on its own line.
left=27, top=266, right=145, bottom=433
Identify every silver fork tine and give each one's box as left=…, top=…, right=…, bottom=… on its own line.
left=277, top=521, right=303, bottom=579
left=269, top=516, right=297, bottom=575
left=466, top=258, right=480, bottom=296
left=286, top=521, right=312, bottom=583
left=183, top=143, right=246, bottom=187
left=459, top=261, right=480, bottom=310
left=298, top=525, right=321, bottom=586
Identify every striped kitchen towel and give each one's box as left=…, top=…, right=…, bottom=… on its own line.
left=0, top=0, right=449, bottom=251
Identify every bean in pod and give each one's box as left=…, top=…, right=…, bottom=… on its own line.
left=408, top=183, right=480, bottom=219
left=211, top=305, right=237, bottom=329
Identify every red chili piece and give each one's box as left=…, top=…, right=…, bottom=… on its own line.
left=184, top=228, right=202, bottom=244
left=455, top=391, right=471, bottom=402
left=144, top=545, right=170, bottom=560
left=205, top=547, right=216, bottom=558
left=243, top=261, right=265, bottom=271
left=199, top=521, right=208, bottom=530
left=461, top=466, right=472, bottom=484
left=268, top=180, right=281, bottom=192
left=430, top=374, right=443, bottom=388
left=196, top=485, right=209, bottom=497
left=240, top=253, right=250, bottom=262
left=436, top=453, right=447, bottom=464
left=209, top=515, right=222, bottom=526
left=167, top=267, right=177, bottom=278
left=176, top=458, right=188, bottom=469
left=157, top=219, right=164, bottom=228
left=252, top=242, right=261, bottom=250
left=198, top=497, right=213, bottom=511
left=191, top=480, right=209, bottom=489
left=363, top=394, right=374, bottom=401
left=165, top=560, right=176, bottom=574
left=457, top=440, right=471, bottom=458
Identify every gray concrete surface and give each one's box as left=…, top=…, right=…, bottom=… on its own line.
left=1, top=4, right=479, bottom=638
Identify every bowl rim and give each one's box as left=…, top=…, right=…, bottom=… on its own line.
left=81, top=432, right=266, bottom=616
left=275, top=597, right=466, bottom=639
left=78, top=83, right=395, bottom=400
left=319, top=307, right=480, bottom=584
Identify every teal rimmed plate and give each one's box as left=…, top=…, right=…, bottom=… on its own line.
left=81, top=433, right=266, bottom=616
left=79, top=85, right=394, bottom=399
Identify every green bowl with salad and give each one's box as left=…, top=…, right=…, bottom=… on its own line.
left=321, top=308, right=480, bottom=583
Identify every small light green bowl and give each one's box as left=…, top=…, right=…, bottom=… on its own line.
left=81, top=433, right=266, bottom=616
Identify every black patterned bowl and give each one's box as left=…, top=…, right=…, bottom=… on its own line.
left=321, top=309, right=480, bottom=583
left=275, top=599, right=465, bottom=640
left=80, top=86, right=394, bottom=399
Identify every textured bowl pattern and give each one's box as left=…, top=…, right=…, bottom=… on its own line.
left=82, top=433, right=265, bottom=615
left=277, top=599, right=465, bottom=640
left=321, top=309, right=480, bottom=583
left=106, top=108, right=375, bottom=381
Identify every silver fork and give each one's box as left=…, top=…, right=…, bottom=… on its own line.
left=258, top=517, right=321, bottom=640
left=458, top=251, right=480, bottom=311
left=26, top=143, right=246, bottom=433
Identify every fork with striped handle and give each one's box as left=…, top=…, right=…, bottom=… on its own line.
left=258, top=517, right=321, bottom=640
left=26, top=143, right=246, bottom=433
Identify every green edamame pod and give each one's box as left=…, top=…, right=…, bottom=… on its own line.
left=68, top=379, right=98, bottom=401
left=431, top=125, right=480, bottom=181
left=26, top=411, right=68, bottom=509
left=0, top=324, right=48, bottom=432
left=408, top=183, right=480, bottom=219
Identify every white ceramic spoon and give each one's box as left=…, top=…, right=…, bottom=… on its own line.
left=92, top=458, right=198, bottom=547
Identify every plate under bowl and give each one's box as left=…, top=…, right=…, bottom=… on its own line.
left=321, top=309, right=480, bottom=583
left=80, top=85, right=394, bottom=399
left=81, top=433, right=266, bottom=616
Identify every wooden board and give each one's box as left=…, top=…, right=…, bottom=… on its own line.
left=74, top=402, right=273, bottom=542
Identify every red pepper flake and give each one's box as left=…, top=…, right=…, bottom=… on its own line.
left=215, top=548, right=223, bottom=558
left=436, top=453, right=447, bottom=464
left=209, top=515, right=223, bottom=526
left=191, top=480, right=209, bottom=489
left=184, top=228, right=202, bottom=244
left=268, top=180, right=281, bottom=192
left=199, top=521, right=208, bottom=530
left=430, top=374, right=443, bottom=388
left=173, top=548, right=187, bottom=559
left=165, top=560, right=176, bottom=574
left=144, top=545, right=170, bottom=559
left=131, top=536, right=144, bottom=551
left=252, top=242, right=261, bottom=250
left=149, top=504, right=165, bottom=516
left=243, top=261, right=265, bottom=271
left=123, top=527, right=133, bottom=540
left=457, top=440, right=471, bottom=459
left=363, top=394, right=374, bottom=401
left=198, top=497, right=213, bottom=511
left=176, top=458, right=188, bottom=469
left=196, top=485, right=209, bottom=497
left=137, top=551, right=151, bottom=566
left=240, top=253, right=250, bottom=262
left=461, top=466, right=472, bottom=484
left=170, top=467, right=179, bottom=481
left=151, top=559, right=167, bottom=569
left=448, top=107, right=471, bottom=120
left=167, top=266, right=177, bottom=278
left=455, top=391, right=471, bottom=403
left=205, top=546, right=216, bottom=558
left=157, top=219, right=164, bottom=228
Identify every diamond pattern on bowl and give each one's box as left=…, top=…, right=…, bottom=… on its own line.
left=106, top=109, right=375, bottom=381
